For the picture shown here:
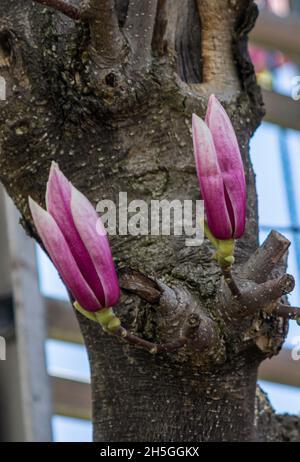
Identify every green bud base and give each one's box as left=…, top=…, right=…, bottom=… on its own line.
left=73, top=302, right=121, bottom=333
left=204, top=222, right=235, bottom=268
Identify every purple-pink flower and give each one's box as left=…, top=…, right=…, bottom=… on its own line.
left=192, top=95, right=246, bottom=240
left=29, top=162, right=120, bottom=312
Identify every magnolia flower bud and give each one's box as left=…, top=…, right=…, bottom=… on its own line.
left=192, top=95, right=246, bottom=241
left=29, top=162, right=120, bottom=312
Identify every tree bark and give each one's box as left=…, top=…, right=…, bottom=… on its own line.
left=0, top=0, right=299, bottom=441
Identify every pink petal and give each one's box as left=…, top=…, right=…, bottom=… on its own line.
left=29, top=197, right=100, bottom=311
left=71, top=187, right=120, bottom=308
left=205, top=95, right=246, bottom=238
left=192, top=113, right=233, bottom=239
left=46, top=162, right=105, bottom=304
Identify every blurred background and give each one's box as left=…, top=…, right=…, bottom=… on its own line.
left=0, top=0, right=299, bottom=442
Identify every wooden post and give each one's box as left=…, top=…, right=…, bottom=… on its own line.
left=0, top=187, right=53, bottom=441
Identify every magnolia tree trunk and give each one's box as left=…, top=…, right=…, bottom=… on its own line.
left=0, top=0, right=299, bottom=442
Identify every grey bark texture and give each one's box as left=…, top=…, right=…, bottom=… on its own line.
left=0, top=0, right=299, bottom=442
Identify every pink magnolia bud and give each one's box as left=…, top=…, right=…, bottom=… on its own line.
left=29, top=162, right=120, bottom=312
left=192, top=95, right=246, bottom=240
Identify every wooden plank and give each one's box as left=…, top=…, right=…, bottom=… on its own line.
left=259, top=348, right=300, bottom=388
left=0, top=339, right=29, bottom=441
left=4, top=195, right=53, bottom=442
left=0, top=296, right=14, bottom=339
left=0, top=184, right=31, bottom=442
left=0, top=295, right=83, bottom=345
left=0, top=185, right=11, bottom=297
left=262, top=89, right=300, bottom=131
left=0, top=185, right=29, bottom=442
left=250, top=10, right=300, bottom=61
left=46, top=297, right=83, bottom=344
left=52, top=377, right=91, bottom=421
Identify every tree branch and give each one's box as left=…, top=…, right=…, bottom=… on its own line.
left=243, top=230, right=290, bottom=283
left=239, top=274, right=295, bottom=316
left=222, top=232, right=295, bottom=323
left=152, top=0, right=197, bottom=67
left=151, top=0, right=168, bottom=55
left=80, top=0, right=125, bottom=66
left=195, top=0, right=240, bottom=94
left=33, top=0, right=81, bottom=20
left=125, top=0, right=158, bottom=69
left=272, top=304, right=300, bottom=321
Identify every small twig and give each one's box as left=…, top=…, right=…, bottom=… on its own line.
left=221, top=266, right=241, bottom=298
left=114, top=326, right=188, bottom=354
left=75, top=301, right=188, bottom=354
left=33, top=0, right=81, bottom=20
left=108, top=313, right=207, bottom=355
left=272, top=304, right=300, bottom=321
